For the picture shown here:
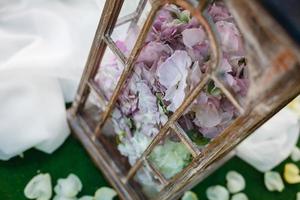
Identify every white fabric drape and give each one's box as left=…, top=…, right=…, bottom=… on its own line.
left=0, top=0, right=103, bottom=160
left=0, top=0, right=299, bottom=173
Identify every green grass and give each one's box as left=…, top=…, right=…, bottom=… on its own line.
left=0, top=136, right=299, bottom=200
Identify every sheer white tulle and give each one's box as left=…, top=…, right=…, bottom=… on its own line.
left=0, top=0, right=298, bottom=173
left=0, top=0, right=103, bottom=160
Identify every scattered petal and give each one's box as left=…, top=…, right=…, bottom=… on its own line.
left=94, top=187, right=117, bottom=200
left=24, top=173, right=52, bottom=200
left=291, top=146, right=300, bottom=162
left=206, top=185, right=229, bottom=200
left=297, top=192, right=300, bottom=200
left=182, top=191, right=198, bottom=200
left=231, top=193, right=248, bottom=200
left=284, top=163, right=300, bottom=184
left=226, top=171, right=246, bottom=194
left=78, top=196, right=94, bottom=200
left=54, top=174, right=82, bottom=197
left=264, top=171, right=285, bottom=192
left=52, top=196, right=76, bottom=200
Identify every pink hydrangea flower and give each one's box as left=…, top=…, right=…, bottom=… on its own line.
left=157, top=50, right=192, bottom=112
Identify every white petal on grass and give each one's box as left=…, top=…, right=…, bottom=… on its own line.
left=297, top=192, right=300, bottom=200
left=231, top=193, right=248, bottom=200
left=291, top=146, right=300, bottom=162
left=52, top=195, right=76, bottom=200
left=284, top=163, right=300, bottom=184
left=24, top=173, right=52, bottom=200
left=264, top=171, right=284, bottom=192
left=182, top=191, right=198, bottom=200
left=54, top=174, right=82, bottom=197
left=78, top=196, right=94, bottom=200
left=94, top=187, right=117, bottom=200
left=206, top=185, right=229, bottom=200
left=226, top=171, right=246, bottom=193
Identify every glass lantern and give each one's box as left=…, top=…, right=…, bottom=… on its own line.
left=68, top=0, right=300, bottom=199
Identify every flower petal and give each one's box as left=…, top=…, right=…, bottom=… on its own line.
left=78, top=196, right=94, bottom=200
left=157, top=50, right=191, bottom=88
left=54, top=174, right=82, bottom=197
left=264, top=171, right=285, bottom=192
left=291, top=146, right=300, bottom=162
left=94, top=187, right=117, bottom=200
left=206, top=185, right=229, bottom=200
left=216, top=21, right=241, bottom=54
left=231, top=193, right=248, bottom=200
left=226, top=171, right=246, bottom=194
left=182, top=28, right=205, bottom=48
left=194, top=103, right=222, bottom=128
left=157, top=50, right=191, bottom=112
left=138, top=41, right=172, bottom=66
left=182, top=191, right=198, bottom=200
left=24, top=173, right=52, bottom=200
left=52, top=196, right=76, bottom=200
left=297, top=192, right=300, bottom=200
left=284, top=163, right=300, bottom=184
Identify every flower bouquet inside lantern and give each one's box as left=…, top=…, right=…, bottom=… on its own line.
left=79, top=2, right=249, bottom=198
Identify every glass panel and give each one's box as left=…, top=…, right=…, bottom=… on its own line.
left=93, top=46, right=125, bottom=100
left=147, top=130, right=193, bottom=180
left=80, top=91, right=105, bottom=131
left=99, top=115, right=133, bottom=176
left=111, top=0, right=151, bottom=56
left=131, top=164, right=163, bottom=199
left=118, top=0, right=141, bottom=19
left=92, top=2, right=248, bottom=196
left=177, top=80, right=240, bottom=148
left=207, top=2, right=249, bottom=103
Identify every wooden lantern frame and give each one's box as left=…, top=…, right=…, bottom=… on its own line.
left=68, top=0, right=300, bottom=199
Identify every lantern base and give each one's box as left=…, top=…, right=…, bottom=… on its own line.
left=67, top=109, right=235, bottom=200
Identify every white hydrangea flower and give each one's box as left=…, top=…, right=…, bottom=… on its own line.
left=231, top=193, right=248, bottom=200
left=182, top=191, right=198, bottom=200
left=52, top=196, right=76, bottom=200
left=54, top=174, right=82, bottom=197
left=149, top=140, right=191, bottom=179
left=78, top=196, right=94, bottom=200
left=94, top=187, right=117, bottom=200
left=264, top=171, right=284, bottom=192
left=226, top=171, right=246, bottom=193
left=24, top=173, right=52, bottom=200
left=118, top=132, right=152, bottom=165
left=291, top=146, right=300, bottom=162
left=206, top=185, right=229, bottom=200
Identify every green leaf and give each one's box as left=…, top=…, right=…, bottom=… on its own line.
left=179, top=10, right=190, bottom=23
left=156, top=93, right=169, bottom=115
left=116, top=131, right=126, bottom=145
left=187, top=129, right=210, bottom=146
left=207, top=80, right=221, bottom=96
